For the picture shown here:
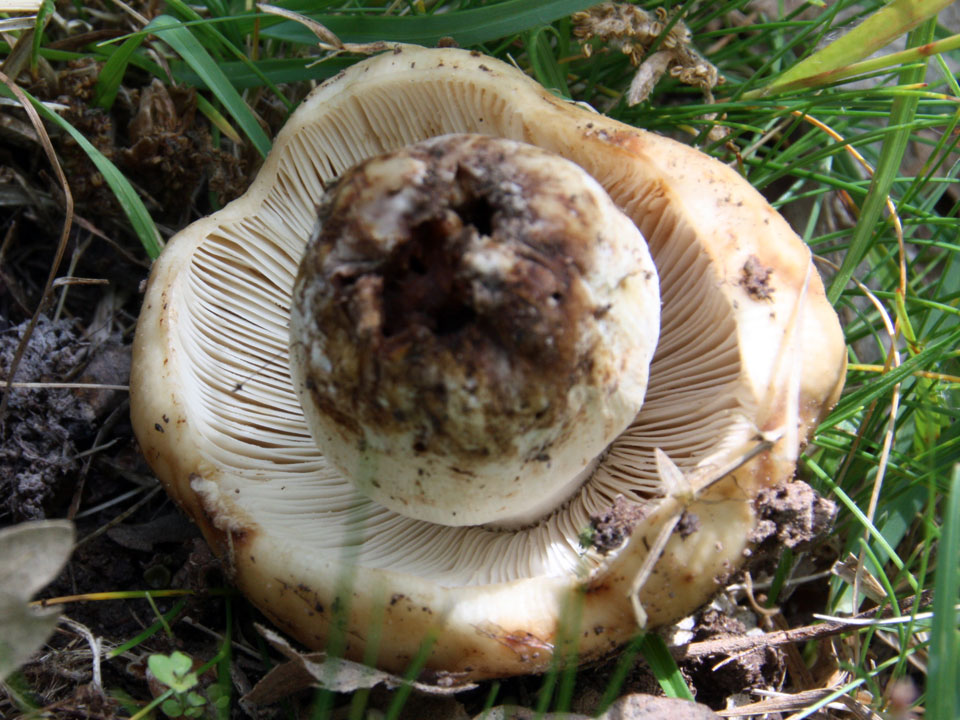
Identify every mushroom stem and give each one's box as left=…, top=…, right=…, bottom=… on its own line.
left=289, top=134, right=660, bottom=527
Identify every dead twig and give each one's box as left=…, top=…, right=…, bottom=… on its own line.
left=670, top=591, right=934, bottom=661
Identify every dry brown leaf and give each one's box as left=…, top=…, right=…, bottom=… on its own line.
left=243, top=625, right=476, bottom=706
left=0, top=520, right=75, bottom=680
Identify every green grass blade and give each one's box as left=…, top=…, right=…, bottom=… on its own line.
left=826, top=326, right=959, bottom=427
left=30, top=0, right=54, bottom=72
left=147, top=14, right=272, bottom=158
left=826, top=18, right=938, bottom=304
left=593, top=634, right=643, bottom=714
left=806, top=458, right=919, bottom=595
left=0, top=85, right=164, bottom=258
left=796, top=32, right=960, bottom=92
left=196, top=94, right=243, bottom=144
left=95, top=34, right=145, bottom=109
left=106, top=597, right=189, bottom=659
left=164, top=0, right=293, bottom=110
left=171, top=56, right=352, bottom=89
left=749, top=0, right=952, bottom=97
left=873, top=485, right=928, bottom=568
left=259, top=0, right=597, bottom=47
left=927, top=466, right=960, bottom=720
left=639, top=633, right=694, bottom=701
left=201, top=0, right=244, bottom=49
left=525, top=26, right=570, bottom=98
left=382, top=631, right=438, bottom=720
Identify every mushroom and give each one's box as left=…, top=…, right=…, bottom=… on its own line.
left=131, top=45, right=846, bottom=681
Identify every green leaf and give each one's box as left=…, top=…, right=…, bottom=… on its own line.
left=146, top=14, right=272, bottom=158
left=161, top=697, right=184, bottom=717
left=148, top=651, right=199, bottom=693
left=170, top=651, right=193, bottom=678
left=148, top=654, right=176, bottom=687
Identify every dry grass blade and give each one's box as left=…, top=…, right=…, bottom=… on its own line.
left=70, top=487, right=164, bottom=550
left=58, top=617, right=104, bottom=694
left=256, top=3, right=392, bottom=56
left=0, top=0, right=40, bottom=11
left=717, top=688, right=880, bottom=719
left=0, top=70, right=74, bottom=429
left=104, top=0, right=149, bottom=27
left=50, top=276, right=110, bottom=287
left=2, top=382, right=130, bottom=391
left=256, top=3, right=344, bottom=49
left=0, top=16, right=36, bottom=31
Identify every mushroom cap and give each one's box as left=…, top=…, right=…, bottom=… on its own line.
left=131, top=45, right=846, bottom=680
left=289, top=134, right=660, bottom=527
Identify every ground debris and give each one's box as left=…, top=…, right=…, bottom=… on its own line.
left=1, top=316, right=129, bottom=521
left=19, top=59, right=250, bottom=232
left=685, top=606, right=782, bottom=707
left=749, top=480, right=837, bottom=553
left=572, top=3, right=722, bottom=106
left=739, top=255, right=775, bottom=301
left=119, top=79, right=249, bottom=219
left=584, top=495, right=647, bottom=555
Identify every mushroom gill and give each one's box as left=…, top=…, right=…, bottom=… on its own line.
left=131, top=45, right=846, bottom=680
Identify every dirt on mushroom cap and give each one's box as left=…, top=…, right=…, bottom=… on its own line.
left=290, top=134, right=659, bottom=527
